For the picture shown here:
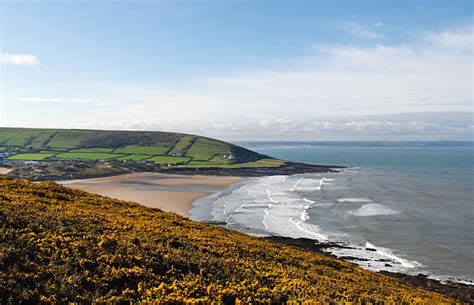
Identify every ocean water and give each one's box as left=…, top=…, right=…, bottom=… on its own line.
left=190, top=142, right=474, bottom=283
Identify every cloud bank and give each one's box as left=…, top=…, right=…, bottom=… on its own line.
left=1, top=53, right=39, bottom=66
left=20, top=97, right=110, bottom=106
left=5, top=23, right=473, bottom=140
left=14, top=112, right=472, bottom=141
left=73, top=23, right=472, bottom=127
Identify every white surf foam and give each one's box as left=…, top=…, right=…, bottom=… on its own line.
left=300, top=198, right=315, bottom=221
left=192, top=172, right=473, bottom=285
left=325, top=241, right=423, bottom=274
left=289, top=217, right=328, bottom=241
left=291, top=178, right=304, bottom=191
left=265, top=188, right=280, bottom=203
left=365, top=242, right=423, bottom=269
left=349, top=203, right=400, bottom=217
left=337, top=198, right=372, bottom=203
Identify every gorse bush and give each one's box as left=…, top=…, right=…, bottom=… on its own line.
left=0, top=177, right=453, bottom=304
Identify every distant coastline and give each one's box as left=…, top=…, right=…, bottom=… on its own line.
left=236, top=140, right=474, bottom=148
left=0, top=127, right=341, bottom=181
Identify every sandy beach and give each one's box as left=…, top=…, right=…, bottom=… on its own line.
left=59, top=172, right=242, bottom=217
left=0, top=167, right=12, bottom=175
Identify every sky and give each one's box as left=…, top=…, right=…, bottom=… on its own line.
left=0, top=0, right=473, bottom=141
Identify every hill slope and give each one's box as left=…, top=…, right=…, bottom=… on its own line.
left=0, top=177, right=452, bottom=303
left=0, top=127, right=336, bottom=180
left=0, top=127, right=262, bottom=164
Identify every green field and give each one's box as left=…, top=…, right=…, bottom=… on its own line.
left=114, top=154, right=153, bottom=161
left=184, top=158, right=285, bottom=169
left=68, top=148, right=114, bottom=153
left=46, top=130, right=92, bottom=149
left=235, top=159, right=286, bottom=168
left=3, top=130, right=43, bottom=146
left=169, top=135, right=195, bottom=154
left=185, top=138, right=231, bottom=160
left=7, top=153, right=56, bottom=161
left=113, top=146, right=170, bottom=155
left=188, top=160, right=216, bottom=165
left=29, top=130, right=57, bottom=147
left=0, top=127, right=270, bottom=170
left=0, top=130, right=22, bottom=145
left=55, top=152, right=125, bottom=160
left=188, top=156, right=232, bottom=166
left=39, top=150, right=67, bottom=153
left=148, top=156, right=190, bottom=164
left=209, top=155, right=233, bottom=163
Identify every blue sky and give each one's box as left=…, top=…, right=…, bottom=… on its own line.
left=1, top=0, right=473, bottom=140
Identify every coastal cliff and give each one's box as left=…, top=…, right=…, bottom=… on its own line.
left=0, top=177, right=454, bottom=303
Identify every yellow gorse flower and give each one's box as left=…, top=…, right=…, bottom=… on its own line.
left=0, top=177, right=456, bottom=304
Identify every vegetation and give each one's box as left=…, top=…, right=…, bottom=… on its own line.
left=209, top=155, right=233, bottom=163
left=7, top=153, right=56, bottom=161
left=29, top=130, right=57, bottom=148
left=0, top=177, right=453, bottom=303
left=185, top=158, right=286, bottom=169
left=68, top=148, right=114, bottom=153
left=114, top=155, right=153, bottom=161
left=55, top=152, right=125, bottom=160
left=0, top=128, right=267, bottom=175
left=8, top=162, right=134, bottom=181
left=185, top=138, right=232, bottom=161
left=76, top=130, right=181, bottom=148
left=46, top=130, right=92, bottom=149
left=148, top=156, right=190, bottom=164
left=169, top=135, right=195, bottom=154
left=113, top=146, right=170, bottom=155
left=235, top=159, right=286, bottom=168
left=39, top=150, right=65, bottom=153
left=0, top=128, right=288, bottom=181
left=0, top=129, right=22, bottom=145
left=3, top=130, right=43, bottom=146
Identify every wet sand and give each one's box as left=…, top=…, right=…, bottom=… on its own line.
left=59, top=172, right=242, bottom=217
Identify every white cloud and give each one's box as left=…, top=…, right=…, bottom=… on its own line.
left=15, top=112, right=471, bottom=141
left=374, top=22, right=383, bottom=28
left=424, top=24, right=473, bottom=50
left=20, top=97, right=110, bottom=106
left=4, top=24, right=473, bottom=140
left=50, top=24, right=470, bottom=138
left=1, top=53, right=39, bottom=66
left=338, top=21, right=384, bottom=39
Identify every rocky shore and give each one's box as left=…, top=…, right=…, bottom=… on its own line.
left=161, top=161, right=342, bottom=177
left=6, top=160, right=341, bottom=181
left=265, top=236, right=473, bottom=303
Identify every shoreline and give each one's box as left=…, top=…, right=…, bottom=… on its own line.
left=265, top=236, right=474, bottom=303
left=59, top=172, right=242, bottom=217
left=7, top=160, right=342, bottom=181
left=0, top=167, right=12, bottom=175
left=160, top=161, right=343, bottom=177
left=56, top=171, right=473, bottom=302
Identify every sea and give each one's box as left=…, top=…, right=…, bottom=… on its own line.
left=190, top=141, right=474, bottom=284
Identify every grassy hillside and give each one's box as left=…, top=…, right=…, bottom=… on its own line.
left=0, top=177, right=453, bottom=303
left=0, top=128, right=272, bottom=170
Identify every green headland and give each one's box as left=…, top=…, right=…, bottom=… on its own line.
left=0, top=127, right=334, bottom=180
